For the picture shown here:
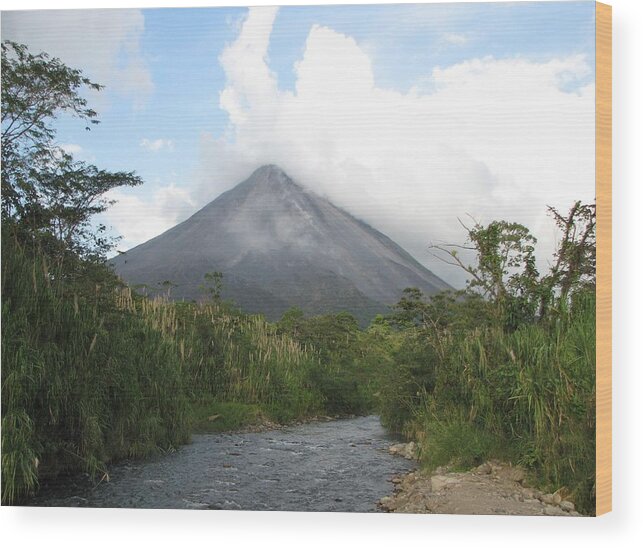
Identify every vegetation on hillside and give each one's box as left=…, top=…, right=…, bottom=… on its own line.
left=373, top=205, right=597, bottom=513
left=1, top=41, right=596, bottom=515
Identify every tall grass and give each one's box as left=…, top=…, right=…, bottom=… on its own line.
left=116, top=289, right=323, bottom=421
left=1, top=238, right=190, bottom=503
left=377, top=292, right=596, bottom=513
left=1, top=238, right=328, bottom=504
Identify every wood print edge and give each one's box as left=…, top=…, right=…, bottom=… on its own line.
left=595, top=0, right=612, bottom=517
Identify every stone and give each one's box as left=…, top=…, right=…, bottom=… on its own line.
left=552, top=492, right=562, bottom=505
left=388, top=443, right=406, bottom=455
left=475, top=462, right=492, bottom=475
left=430, top=475, right=458, bottom=492
left=405, top=441, right=418, bottom=459
left=379, top=496, right=397, bottom=512
left=540, top=493, right=555, bottom=504
left=388, top=441, right=418, bottom=460
left=544, top=505, right=560, bottom=516
left=560, top=500, right=575, bottom=512
left=507, top=467, right=526, bottom=484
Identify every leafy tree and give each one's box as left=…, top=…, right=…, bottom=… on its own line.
left=392, top=287, right=493, bottom=333
left=538, top=201, right=596, bottom=318
left=430, top=219, right=539, bottom=328
left=200, top=271, right=224, bottom=302
left=428, top=203, right=595, bottom=329
left=1, top=41, right=141, bottom=266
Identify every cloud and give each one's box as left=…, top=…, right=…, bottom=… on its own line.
left=104, top=184, right=196, bottom=252
left=140, top=138, right=174, bottom=152
left=1, top=9, right=153, bottom=108
left=194, top=8, right=594, bottom=287
left=441, top=32, right=469, bottom=46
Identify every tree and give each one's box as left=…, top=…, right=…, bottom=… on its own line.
left=430, top=219, right=539, bottom=327
left=538, top=201, right=596, bottom=318
left=200, top=271, right=223, bottom=302
left=1, top=41, right=142, bottom=265
left=428, top=202, right=596, bottom=328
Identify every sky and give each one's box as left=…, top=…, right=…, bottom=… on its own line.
left=1, top=1, right=596, bottom=287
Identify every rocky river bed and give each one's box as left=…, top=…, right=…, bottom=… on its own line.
left=28, top=415, right=415, bottom=512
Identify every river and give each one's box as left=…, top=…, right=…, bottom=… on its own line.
left=28, top=415, right=415, bottom=512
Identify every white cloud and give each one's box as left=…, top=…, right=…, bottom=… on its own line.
left=104, top=184, right=196, bottom=252
left=1, top=9, right=153, bottom=108
left=140, top=138, right=174, bottom=152
left=194, top=8, right=594, bottom=287
left=441, top=32, right=469, bottom=46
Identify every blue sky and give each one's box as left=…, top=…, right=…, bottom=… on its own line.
left=1, top=2, right=596, bottom=285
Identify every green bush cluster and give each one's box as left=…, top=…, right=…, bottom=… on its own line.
left=1, top=236, right=189, bottom=503
left=373, top=289, right=596, bottom=514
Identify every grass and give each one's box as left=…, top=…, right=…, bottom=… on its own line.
left=188, top=401, right=267, bottom=433
left=1, top=235, right=367, bottom=504
left=377, top=291, right=597, bottom=513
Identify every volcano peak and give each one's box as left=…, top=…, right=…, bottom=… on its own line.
left=111, top=166, right=451, bottom=324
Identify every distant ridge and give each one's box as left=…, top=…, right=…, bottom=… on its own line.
left=110, top=165, right=451, bottom=323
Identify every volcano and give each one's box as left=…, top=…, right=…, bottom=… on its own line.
left=110, top=165, right=451, bottom=323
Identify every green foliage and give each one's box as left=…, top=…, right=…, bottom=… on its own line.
left=377, top=201, right=597, bottom=514
left=378, top=289, right=596, bottom=512
left=1, top=41, right=141, bottom=263
left=277, top=309, right=374, bottom=415
left=1, top=235, right=342, bottom=503
left=188, top=401, right=266, bottom=433
left=200, top=271, right=223, bottom=302
left=1, top=235, right=190, bottom=503
left=418, top=415, right=506, bottom=471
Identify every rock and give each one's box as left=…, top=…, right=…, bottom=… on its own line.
left=544, top=505, right=560, bottom=516
left=476, top=462, right=492, bottom=475
left=552, top=492, right=562, bottom=505
left=388, top=442, right=418, bottom=460
left=540, top=493, right=555, bottom=504
left=67, top=496, right=88, bottom=507
left=388, top=443, right=405, bottom=455
left=490, top=462, right=504, bottom=475
left=378, top=496, right=394, bottom=510
left=560, top=500, right=575, bottom=512
left=405, top=441, right=418, bottom=459
left=507, top=467, right=526, bottom=484
left=430, top=475, right=458, bottom=492
left=207, top=414, right=221, bottom=422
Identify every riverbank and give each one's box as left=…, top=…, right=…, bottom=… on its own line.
left=188, top=400, right=357, bottom=434
left=380, top=443, right=584, bottom=516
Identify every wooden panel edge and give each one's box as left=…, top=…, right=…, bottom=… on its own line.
left=595, top=1, right=612, bottom=517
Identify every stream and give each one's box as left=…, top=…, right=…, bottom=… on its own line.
left=28, top=415, right=415, bottom=512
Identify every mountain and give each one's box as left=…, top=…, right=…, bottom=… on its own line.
left=110, top=165, right=451, bottom=323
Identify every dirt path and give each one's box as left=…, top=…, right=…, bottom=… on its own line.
left=379, top=443, right=582, bottom=516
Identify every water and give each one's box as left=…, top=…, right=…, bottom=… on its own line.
left=28, top=415, right=415, bottom=512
